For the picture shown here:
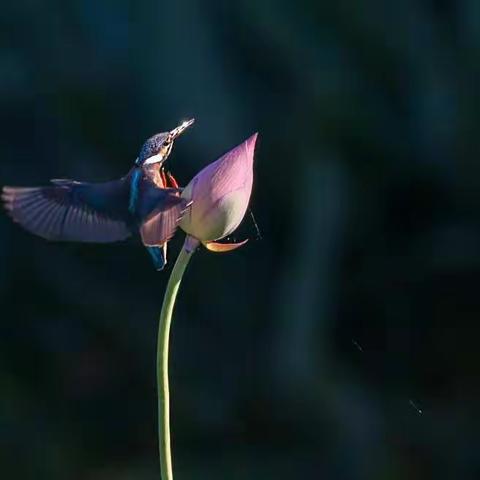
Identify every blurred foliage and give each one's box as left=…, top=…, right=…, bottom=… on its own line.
left=1, top=1, right=480, bottom=479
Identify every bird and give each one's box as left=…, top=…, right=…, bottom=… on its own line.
left=1, top=119, right=195, bottom=270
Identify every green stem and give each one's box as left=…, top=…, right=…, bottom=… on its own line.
left=157, top=244, right=194, bottom=480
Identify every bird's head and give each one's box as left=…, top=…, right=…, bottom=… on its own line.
left=136, top=118, right=195, bottom=167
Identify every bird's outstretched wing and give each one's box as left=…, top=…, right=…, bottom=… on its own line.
left=2, top=179, right=132, bottom=243
left=139, top=188, right=191, bottom=246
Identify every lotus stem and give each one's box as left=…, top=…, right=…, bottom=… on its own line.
left=157, top=242, right=193, bottom=480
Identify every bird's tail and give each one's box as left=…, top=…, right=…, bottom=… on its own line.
left=146, top=245, right=167, bottom=271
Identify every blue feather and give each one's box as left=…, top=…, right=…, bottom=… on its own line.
left=129, top=169, right=142, bottom=214
left=147, top=246, right=166, bottom=271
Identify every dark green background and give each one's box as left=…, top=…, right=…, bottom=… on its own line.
left=1, top=1, right=479, bottom=479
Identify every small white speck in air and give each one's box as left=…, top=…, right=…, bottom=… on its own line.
left=351, top=339, right=364, bottom=353
left=408, top=399, right=423, bottom=415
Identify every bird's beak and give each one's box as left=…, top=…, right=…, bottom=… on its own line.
left=167, top=118, right=195, bottom=142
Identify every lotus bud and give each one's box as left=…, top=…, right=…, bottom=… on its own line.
left=180, top=133, right=257, bottom=252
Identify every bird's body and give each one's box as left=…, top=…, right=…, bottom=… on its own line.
left=2, top=119, right=194, bottom=270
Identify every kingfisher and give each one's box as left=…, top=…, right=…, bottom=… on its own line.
left=2, top=119, right=195, bottom=270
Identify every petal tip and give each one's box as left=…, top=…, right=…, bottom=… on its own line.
left=246, top=132, right=258, bottom=148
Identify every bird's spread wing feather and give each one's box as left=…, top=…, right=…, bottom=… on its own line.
left=140, top=192, right=191, bottom=246
left=2, top=179, right=132, bottom=243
